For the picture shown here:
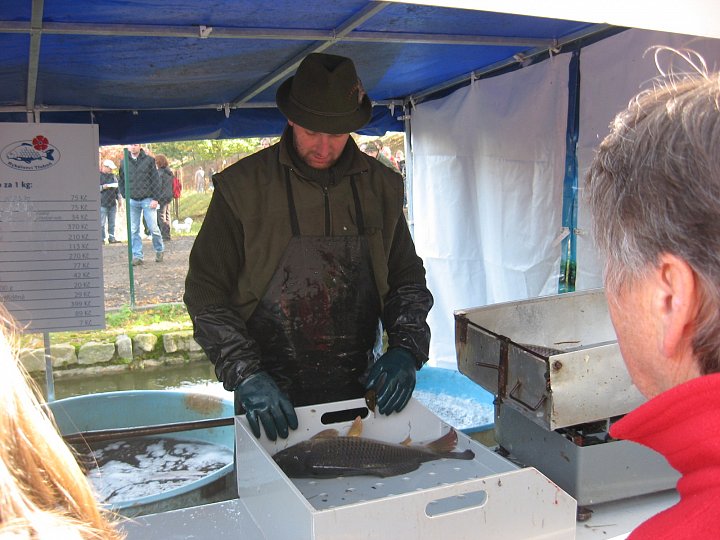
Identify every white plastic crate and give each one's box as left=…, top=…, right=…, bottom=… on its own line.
left=235, top=398, right=576, bottom=539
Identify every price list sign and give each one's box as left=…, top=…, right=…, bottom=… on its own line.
left=0, top=123, right=104, bottom=332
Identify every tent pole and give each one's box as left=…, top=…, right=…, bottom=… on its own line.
left=403, top=104, right=414, bottom=238
left=43, top=332, right=55, bottom=401
left=122, top=148, right=136, bottom=308
left=558, top=50, right=581, bottom=293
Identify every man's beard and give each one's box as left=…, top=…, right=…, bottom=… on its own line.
left=293, top=139, right=339, bottom=170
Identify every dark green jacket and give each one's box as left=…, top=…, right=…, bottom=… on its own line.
left=118, top=149, right=161, bottom=201
left=184, top=129, right=433, bottom=391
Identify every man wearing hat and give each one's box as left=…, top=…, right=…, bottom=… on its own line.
left=184, top=53, right=433, bottom=441
left=100, top=159, right=121, bottom=244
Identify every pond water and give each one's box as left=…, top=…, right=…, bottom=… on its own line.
left=35, top=362, right=222, bottom=401
left=37, top=362, right=495, bottom=432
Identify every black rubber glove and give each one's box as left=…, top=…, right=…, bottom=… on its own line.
left=236, top=372, right=298, bottom=441
left=364, top=348, right=417, bottom=415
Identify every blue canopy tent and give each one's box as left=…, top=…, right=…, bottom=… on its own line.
left=0, top=1, right=614, bottom=144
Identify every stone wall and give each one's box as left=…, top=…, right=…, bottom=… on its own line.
left=20, top=330, right=207, bottom=379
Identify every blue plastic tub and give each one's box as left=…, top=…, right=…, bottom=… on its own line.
left=414, top=367, right=495, bottom=434
left=48, top=390, right=235, bottom=516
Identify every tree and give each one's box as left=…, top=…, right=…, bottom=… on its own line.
left=149, top=138, right=259, bottom=167
left=150, top=140, right=198, bottom=166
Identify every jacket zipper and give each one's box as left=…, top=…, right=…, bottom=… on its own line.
left=323, top=185, right=330, bottom=235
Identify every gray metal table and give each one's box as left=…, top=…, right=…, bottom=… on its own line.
left=122, top=489, right=678, bottom=540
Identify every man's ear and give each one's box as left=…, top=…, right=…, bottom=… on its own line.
left=655, top=253, right=697, bottom=358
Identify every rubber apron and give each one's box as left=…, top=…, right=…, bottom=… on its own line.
left=235, top=169, right=381, bottom=412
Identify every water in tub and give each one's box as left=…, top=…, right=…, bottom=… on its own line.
left=79, top=436, right=234, bottom=504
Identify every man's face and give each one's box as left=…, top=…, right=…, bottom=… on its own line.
left=605, top=277, right=663, bottom=398
left=128, top=144, right=141, bottom=156
left=289, top=122, right=349, bottom=170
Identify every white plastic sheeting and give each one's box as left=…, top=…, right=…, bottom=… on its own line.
left=576, top=30, right=720, bottom=290
left=411, top=29, right=720, bottom=368
left=412, top=54, right=570, bottom=368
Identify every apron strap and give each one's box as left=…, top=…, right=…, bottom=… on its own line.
left=284, top=167, right=301, bottom=236
left=350, top=176, right=365, bottom=235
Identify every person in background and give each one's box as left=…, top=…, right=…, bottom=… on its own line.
left=585, top=66, right=720, bottom=539
left=363, top=140, right=379, bottom=157
left=184, top=53, right=433, bottom=441
left=172, top=170, right=183, bottom=221
left=118, top=144, right=164, bottom=265
left=395, top=149, right=406, bottom=178
left=260, top=138, right=272, bottom=149
left=365, top=140, right=396, bottom=171
left=194, top=166, right=205, bottom=193
left=0, top=305, right=124, bottom=539
left=208, top=168, right=216, bottom=192
left=155, top=154, right=174, bottom=242
left=381, top=146, right=400, bottom=171
left=99, top=159, right=121, bottom=244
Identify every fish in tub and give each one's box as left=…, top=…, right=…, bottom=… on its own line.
left=272, top=416, right=475, bottom=478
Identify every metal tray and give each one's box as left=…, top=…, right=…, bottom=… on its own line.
left=455, top=289, right=645, bottom=430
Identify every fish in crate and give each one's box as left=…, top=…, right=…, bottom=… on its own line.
left=272, top=416, right=474, bottom=478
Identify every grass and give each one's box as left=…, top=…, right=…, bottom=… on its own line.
left=175, top=191, right=213, bottom=236
left=23, top=299, right=193, bottom=350
left=105, top=304, right=192, bottom=332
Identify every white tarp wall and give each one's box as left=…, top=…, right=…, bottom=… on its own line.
left=576, top=30, right=720, bottom=290
left=411, top=55, right=570, bottom=368
left=412, top=29, right=720, bottom=368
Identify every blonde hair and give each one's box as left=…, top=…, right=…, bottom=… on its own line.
left=0, top=306, right=124, bottom=539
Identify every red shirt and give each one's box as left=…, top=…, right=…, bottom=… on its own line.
left=610, top=373, right=720, bottom=539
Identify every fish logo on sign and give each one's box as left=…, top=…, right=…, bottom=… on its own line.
left=1, top=135, right=60, bottom=171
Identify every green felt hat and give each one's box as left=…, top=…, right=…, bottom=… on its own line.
left=276, top=53, right=372, bottom=134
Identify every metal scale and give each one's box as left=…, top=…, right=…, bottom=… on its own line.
left=454, top=289, right=679, bottom=508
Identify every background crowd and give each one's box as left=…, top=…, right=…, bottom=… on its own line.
left=99, top=136, right=407, bottom=250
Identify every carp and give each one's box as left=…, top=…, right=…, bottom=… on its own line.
left=272, top=417, right=475, bottom=478
left=7, top=143, right=55, bottom=164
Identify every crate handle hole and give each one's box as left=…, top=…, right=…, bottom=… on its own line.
left=425, top=490, right=488, bottom=517
left=320, top=407, right=369, bottom=425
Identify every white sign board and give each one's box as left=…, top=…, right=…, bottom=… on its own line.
left=0, top=123, right=105, bottom=332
